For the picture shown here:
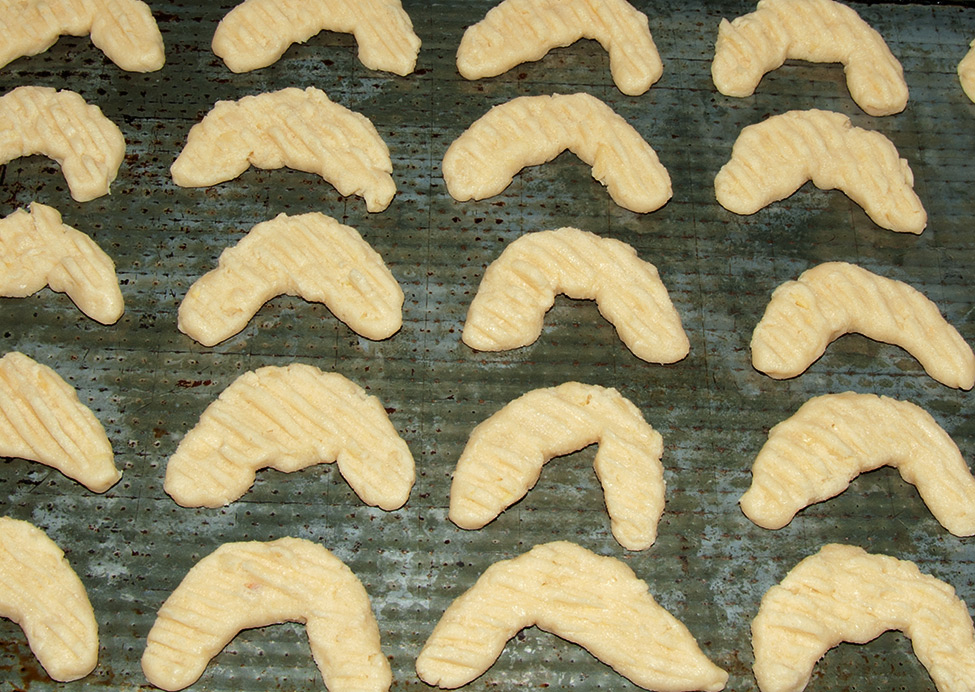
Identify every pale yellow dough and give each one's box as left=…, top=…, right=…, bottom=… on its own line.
left=715, top=109, right=925, bottom=233
left=212, top=0, right=420, bottom=74
left=462, top=227, right=689, bottom=364
left=457, top=0, right=662, bottom=96
left=712, top=0, right=908, bottom=116
left=0, top=202, right=123, bottom=324
left=416, top=540, right=728, bottom=691
left=750, top=262, right=975, bottom=389
left=164, top=363, right=414, bottom=509
left=449, top=382, right=665, bottom=551
left=171, top=86, right=396, bottom=212
left=0, top=85, right=125, bottom=202
left=142, top=536, right=390, bottom=692
left=0, top=0, right=164, bottom=72
left=0, top=351, right=120, bottom=492
left=740, top=392, right=975, bottom=535
left=752, top=543, right=975, bottom=692
left=442, top=92, right=671, bottom=213
left=178, top=211, right=403, bottom=346
left=958, top=39, right=975, bottom=103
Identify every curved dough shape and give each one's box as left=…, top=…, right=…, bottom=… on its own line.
left=462, top=228, right=689, bottom=364
left=0, top=202, right=123, bottom=324
left=752, top=543, right=975, bottom=692
left=0, top=85, right=125, bottom=202
left=457, top=0, right=662, bottom=96
left=740, top=392, right=975, bottom=535
left=178, top=211, right=403, bottom=346
left=449, top=382, right=665, bottom=551
left=141, top=536, right=390, bottom=692
left=212, top=0, right=420, bottom=75
left=0, top=517, right=98, bottom=682
left=711, top=0, right=908, bottom=116
left=750, top=262, right=975, bottom=389
left=442, top=92, right=671, bottom=213
left=164, top=363, right=414, bottom=509
left=959, top=39, right=975, bottom=103
left=0, top=0, right=164, bottom=72
left=0, top=351, right=119, bottom=492
left=171, top=86, right=395, bottom=212
left=416, top=540, right=728, bottom=691
left=714, top=109, right=925, bottom=234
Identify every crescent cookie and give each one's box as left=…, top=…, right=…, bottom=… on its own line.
left=456, top=0, right=662, bottom=96
left=178, top=211, right=403, bottom=347
left=450, top=382, right=665, bottom=551
left=711, top=0, right=908, bottom=116
left=142, top=536, right=390, bottom=692
left=750, top=262, right=975, bottom=389
left=959, top=39, right=975, bottom=103
left=740, top=392, right=975, bottom=536
left=0, top=202, right=123, bottom=324
left=212, top=0, right=420, bottom=75
left=0, top=85, right=125, bottom=202
left=0, top=517, right=98, bottom=682
left=416, top=541, right=728, bottom=691
left=462, top=228, right=689, bottom=364
left=0, top=351, right=120, bottom=492
left=0, top=0, right=165, bottom=72
left=442, top=92, right=671, bottom=214
left=714, top=109, right=925, bottom=234
left=171, top=86, right=395, bottom=213
left=164, top=363, right=414, bottom=509
left=752, top=543, right=975, bottom=692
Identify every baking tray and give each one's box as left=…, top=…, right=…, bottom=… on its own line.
left=1, top=0, right=974, bottom=690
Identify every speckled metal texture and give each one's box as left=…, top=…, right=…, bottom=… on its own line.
left=0, top=1, right=974, bottom=691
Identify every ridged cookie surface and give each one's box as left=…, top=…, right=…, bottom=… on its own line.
left=0, top=85, right=125, bottom=202
left=443, top=92, right=671, bottom=213
left=0, top=516, right=98, bottom=682
left=457, top=0, right=661, bottom=95
left=714, top=109, right=925, bottom=233
left=178, top=211, right=403, bottom=346
left=142, top=537, right=390, bottom=692
left=959, top=39, right=975, bottom=103
left=462, top=228, right=688, bottom=364
left=0, top=202, right=123, bottom=324
left=171, top=86, right=395, bottom=212
left=416, top=541, right=728, bottom=691
left=752, top=543, right=975, bottom=692
left=164, top=363, right=414, bottom=509
left=712, top=0, right=907, bottom=116
left=750, top=262, right=975, bottom=389
left=740, top=392, right=975, bottom=535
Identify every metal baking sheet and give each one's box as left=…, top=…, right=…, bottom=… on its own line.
left=1, top=1, right=975, bottom=690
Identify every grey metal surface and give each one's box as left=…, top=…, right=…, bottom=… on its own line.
left=1, top=0, right=974, bottom=690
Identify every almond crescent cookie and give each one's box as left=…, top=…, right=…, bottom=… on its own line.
left=0, top=0, right=164, bottom=72
left=0, top=351, right=120, bottom=492
left=750, top=262, right=975, bottom=389
left=0, top=517, right=98, bottom=682
left=740, top=392, right=975, bottom=536
left=752, top=543, right=975, bottom=692
left=714, top=109, right=925, bottom=233
left=171, top=86, right=396, bottom=212
left=142, top=536, right=390, bottom=692
left=0, top=202, right=123, bottom=324
left=457, top=0, right=662, bottom=96
left=462, top=228, right=689, bottom=364
left=416, top=541, right=729, bottom=691
left=0, top=85, right=125, bottom=202
left=959, top=39, right=975, bottom=103
left=442, top=92, right=671, bottom=213
left=450, top=382, right=665, bottom=551
left=212, top=0, right=420, bottom=75
left=164, top=363, right=414, bottom=509
left=712, top=0, right=908, bottom=116
left=178, top=211, right=403, bottom=347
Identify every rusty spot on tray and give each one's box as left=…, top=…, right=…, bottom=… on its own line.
left=176, top=379, right=212, bottom=388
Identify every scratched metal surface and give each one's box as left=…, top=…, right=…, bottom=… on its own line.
left=0, top=0, right=974, bottom=690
